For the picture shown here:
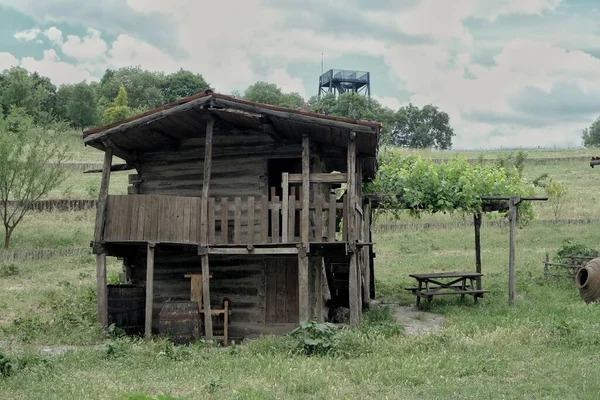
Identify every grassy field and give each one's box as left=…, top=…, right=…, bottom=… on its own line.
left=2, top=148, right=600, bottom=399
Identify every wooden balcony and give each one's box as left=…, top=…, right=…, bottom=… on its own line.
left=102, top=194, right=354, bottom=248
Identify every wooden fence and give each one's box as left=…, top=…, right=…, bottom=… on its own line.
left=0, top=247, right=90, bottom=262
left=5, top=199, right=97, bottom=212
left=373, top=218, right=600, bottom=233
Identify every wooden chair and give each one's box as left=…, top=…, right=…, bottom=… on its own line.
left=184, top=273, right=230, bottom=345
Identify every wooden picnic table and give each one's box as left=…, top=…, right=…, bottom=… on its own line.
left=405, top=271, right=489, bottom=307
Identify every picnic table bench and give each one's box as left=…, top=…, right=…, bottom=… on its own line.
left=405, top=271, right=489, bottom=307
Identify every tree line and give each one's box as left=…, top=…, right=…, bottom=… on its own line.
left=0, top=67, right=455, bottom=149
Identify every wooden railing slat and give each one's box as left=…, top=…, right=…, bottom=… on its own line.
left=247, top=196, right=255, bottom=245
left=315, top=194, right=323, bottom=242
left=261, top=196, right=269, bottom=243
left=208, top=197, right=215, bottom=244
left=234, top=197, right=242, bottom=244
left=221, top=198, right=229, bottom=244
left=288, top=194, right=296, bottom=241
left=271, top=195, right=280, bottom=244
left=328, top=194, right=336, bottom=242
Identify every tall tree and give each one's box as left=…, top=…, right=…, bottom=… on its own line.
left=162, top=68, right=210, bottom=103
left=392, top=104, right=455, bottom=149
left=98, top=67, right=166, bottom=110
left=0, top=108, right=70, bottom=249
left=242, top=81, right=285, bottom=106
left=0, top=67, right=55, bottom=121
left=67, top=82, right=99, bottom=131
left=582, top=116, right=600, bottom=147
left=102, top=86, right=131, bottom=124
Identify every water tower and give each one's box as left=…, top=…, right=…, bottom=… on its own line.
left=318, top=69, right=371, bottom=98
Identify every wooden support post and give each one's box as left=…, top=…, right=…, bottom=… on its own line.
left=362, top=202, right=372, bottom=304
left=96, top=253, right=108, bottom=328
left=347, top=132, right=360, bottom=326
left=298, top=134, right=310, bottom=322
left=474, top=213, right=482, bottom=290
left=200, top=118, right=214, bottom=338
left=201, top=254, right=213, bottom=339
left=145, top=242, right=155, bottom=338
left=314, top=257, right=324, bottom=323
left=93, top=147, right=113, bottom=252
left=301, top=135, right=310, bottom=248
left=199, top=118, right=214, bottom=244
left=508, top=197, right=518, bottom=305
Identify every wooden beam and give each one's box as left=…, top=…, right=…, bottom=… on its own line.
left=362, top=202, right=372, bottom=303
left=96, top=253, right=108, bottom=328
left=84, top=163, right=134, bottom=174
left=301, top=135, right=310, bottom=247
left=347, top=132, right=360, bottom=326
left=209, top=247, right=298, bottom=255
left=212, top=97, right=378, bottom=134
left=201, top=254, right=213, bottom=339
left=508, top=197, right=518, bottom=305
left=298, top=251, right=310, bottom=322
left=474, top=213, right=482, bottom=290
left=288, top=172, right=347, bottom=184
left=93, top=147, right=113, bottom=253
left=145, top=242, right=155, bottom=338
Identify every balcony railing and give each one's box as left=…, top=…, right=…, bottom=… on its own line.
left=102, top=194, right=352, bottom=246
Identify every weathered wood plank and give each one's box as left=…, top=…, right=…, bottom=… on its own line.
left=129, top=195, right=139, bottom=241
left=281, top=173, right=289, bottom=243
left=182, top=196, right=192, bottom=243
left=261, top=196, right=269, bottom=243
left=208, top=197, right=216, bottom=245
left=301, top=135, right=310, bottom=248
left=288, top=172, right=347, bottom=184
left=221, top=198, right=229, bottom=244
left=93, top=148, right=113, bottom=251
left=199, top=118, right=214, bottom=247
left=508, top=198, right=517, bottom=305
left=175, top=196, right=186, bottom=243
left=288, top=194, right=296, bottom=241
left=137, top=195, right=146, bottom=240
left=234, top=197, right=242, bottom=244
left=201, top=254, right=213, bottom=339
left=271, top=196, right=280, bottom=244
left=189, top=197, right=198, bottom=243
left=150, top=196, right=160, bottom=242
left=247, top=196, right=255, bottom=245
left=328, top=194, right=336, bottom=242
left=315, top=194, right=323, bottom=242
left=96, top=253, right=108, bottom=327
left=347, top=134, right=360, bottom=326
left=298, top=253, right=309, bottom=322
left=145, top=243, right=155, bottom=338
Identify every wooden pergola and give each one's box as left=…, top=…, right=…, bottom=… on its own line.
left=368, top=194, right=547, bottom=305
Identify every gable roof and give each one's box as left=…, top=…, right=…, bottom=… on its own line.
left=83, top=90, right=382, bottom=176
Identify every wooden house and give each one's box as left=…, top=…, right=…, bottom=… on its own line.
left=83, top=90, right=381, bottom=341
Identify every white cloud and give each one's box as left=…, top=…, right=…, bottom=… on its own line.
left=264, top=69, right=307, bottom=98
left=0, top=52, right=19, bottom=70
left=13, top=28, right=40, bottom=42
left=107, top=34, right=179, bottom=72
left=44, top=27, right=63, bottom=45
left=20, top=49, right=97, bottom=85
left=61, top=28, right=107, bottom=61
left=373, top=95, right=404, bottom=111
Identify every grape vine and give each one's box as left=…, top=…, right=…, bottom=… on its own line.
left=365, top=151, right=536, bottom=223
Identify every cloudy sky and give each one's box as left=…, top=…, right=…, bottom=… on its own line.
left=1, top=0, right=599, bottom=149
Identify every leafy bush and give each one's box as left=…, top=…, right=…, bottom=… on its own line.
left=544, top=179, right=568, bottom=220
left=0, top=351, right=15, bottom=378
left=0, top=263, right=19, bottom=277
left=288, top=321, right=341, bottom=356
left=555, top=238, right=596, bottom=263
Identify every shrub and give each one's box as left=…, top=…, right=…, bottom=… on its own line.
left=288, top=321, right=341, bottom=356
left=0, top=263, right=19, bottom=277
left=0, top=351, right=15, bottom=378
left=555, top=238, right=596, bottom=263
left=360, top=306, right=403, bottom=338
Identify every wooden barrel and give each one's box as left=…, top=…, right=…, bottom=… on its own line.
left=157, top=301, right=201, bottom=344
left=107, top=284, right=146, bottom=335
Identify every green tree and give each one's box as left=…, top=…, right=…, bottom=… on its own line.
left=102, top=86, right=131, bottom=124
left=242, top=81, right=285, bottom=106
left=98, top=67, right=166, bottom=110
left=54, top=84, right=75, bottom=122
left=392, top=104, right=455, bottom=149
left=0, top=108, right=70, bottom=249
left=67, top=82, right=99, bottom=131
left=582, top=117, right=600, bottom=147
left=162, top=68, right=210, bottom=103
left=545, top=179, right=568, bottom=220
left=0, top=67, right=55, bottom=121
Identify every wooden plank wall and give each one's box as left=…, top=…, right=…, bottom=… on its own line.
left=131, top=247, right=267, bottom=338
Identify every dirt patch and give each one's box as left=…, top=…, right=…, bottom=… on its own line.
left=389, top=304, right=444, bottom=335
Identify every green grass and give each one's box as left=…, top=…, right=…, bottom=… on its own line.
left=3, top=148, right=600, bottom=398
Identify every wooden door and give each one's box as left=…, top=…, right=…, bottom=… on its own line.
left=265, top=258, right=299, bottom=323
